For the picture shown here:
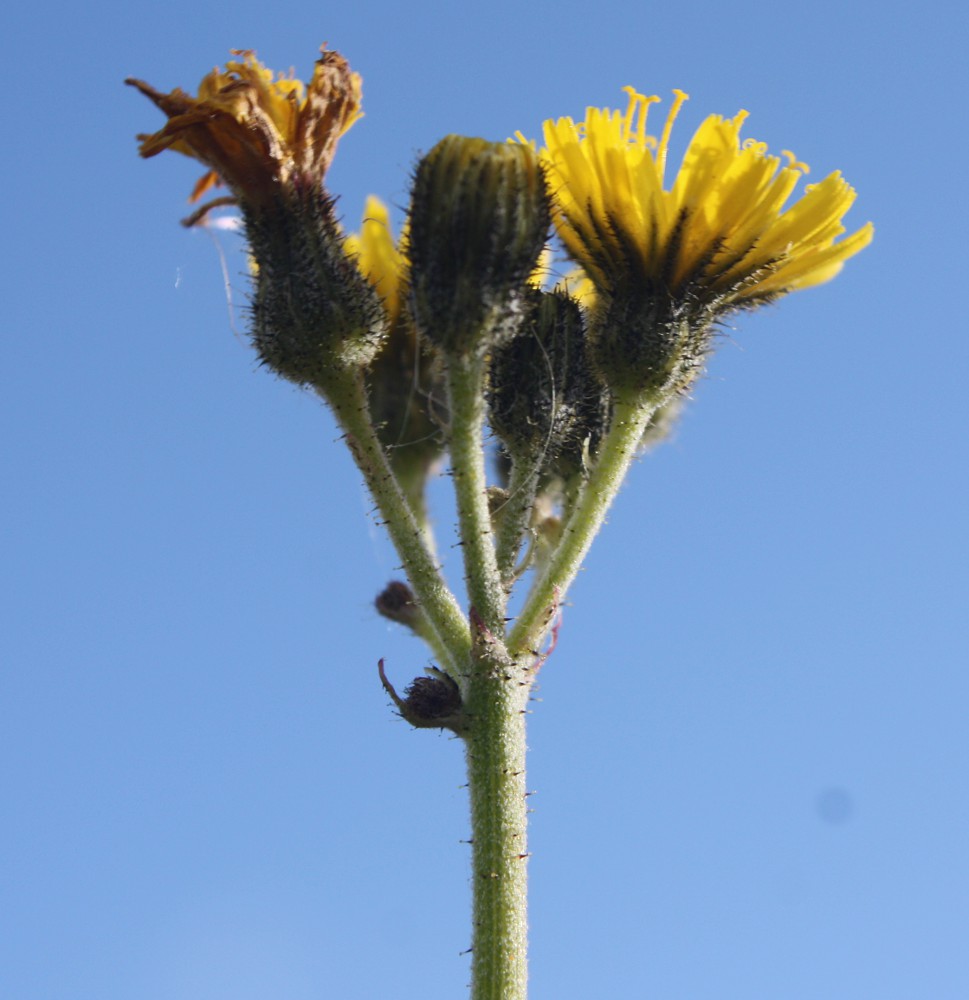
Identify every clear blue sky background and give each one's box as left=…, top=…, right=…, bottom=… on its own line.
left=3, top=2, right=966, bottom=998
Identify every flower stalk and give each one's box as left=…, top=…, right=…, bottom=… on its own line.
left=445, top=352, right=507, bottom=635
left=493, top=460, right=541, bottom=587
left=508, top=392, right=661, bottom=658
left=319, top=368, right=471, bottom=669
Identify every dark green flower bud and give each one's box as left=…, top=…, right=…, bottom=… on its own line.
left=246, top=190, right=387, bottom=387
left=407, top=136, right=550, bottom=358
left=488, top=289, right=610, bottom=484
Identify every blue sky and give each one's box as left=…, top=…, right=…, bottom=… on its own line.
left=3, top=1, right=967, bottom=997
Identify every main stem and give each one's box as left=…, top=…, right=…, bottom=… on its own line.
left=465, top=650, right=531, bottom=1000
left=445, top=350, right=531, bottom=998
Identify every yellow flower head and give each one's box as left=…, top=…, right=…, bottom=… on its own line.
left=126, top=48, right=362, bottom=219
left=345, top=196, right=406, bottom=328
left=346, top=198, right=446, bottom=488
left=534, top=88, right=873, bottom=308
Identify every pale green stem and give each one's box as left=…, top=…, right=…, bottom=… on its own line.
left=494, top=458, right=540, bottom=587
left=395, top=459, right=442, bottom=565
left=445, top=353, right=506, bottom=636
left=320, top=371, right=470, bottom=669
left=507, top=394, right=659, bottom=659
left=465, top=644, right=531, bottom=1000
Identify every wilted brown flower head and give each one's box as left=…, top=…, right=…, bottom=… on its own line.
left=126, top=48, right=362, bottom=220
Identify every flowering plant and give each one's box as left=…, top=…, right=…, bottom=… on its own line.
left=128, top=47, right=870, bottom=999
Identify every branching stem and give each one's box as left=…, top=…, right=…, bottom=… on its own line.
left=320, top=370, right=470, bottom=670
left=508, top=394, right=659, bottom=659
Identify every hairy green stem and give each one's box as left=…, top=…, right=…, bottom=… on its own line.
left=445, top=354, right=506, bottom=634
left=395, top=459, right=441, bottom=562
left=507, top=394, right=658, bottom=659
left=320, top=370, right=470, bottom=669
left=465, top=639, right=532, bottom=1000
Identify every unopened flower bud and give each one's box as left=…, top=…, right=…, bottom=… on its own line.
left=489, top=289, right=610, bottom=483
left=407, top=136, right=550, bottom=358
left=375, top=580, right=421, bottom=630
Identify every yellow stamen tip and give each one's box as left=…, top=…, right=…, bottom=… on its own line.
left=781, top=149, right=810, bottom=174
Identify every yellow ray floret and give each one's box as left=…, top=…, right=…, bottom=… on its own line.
left=533, top=89, right=873, bottom=307
left=345, top=196, right=406, bottom=327
left=127, top=48, right=362, bottom=214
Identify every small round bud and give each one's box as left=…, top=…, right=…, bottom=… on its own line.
left=407, top=136, right=550, bottom=358
left=375, top=580, right=422, bottom=629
